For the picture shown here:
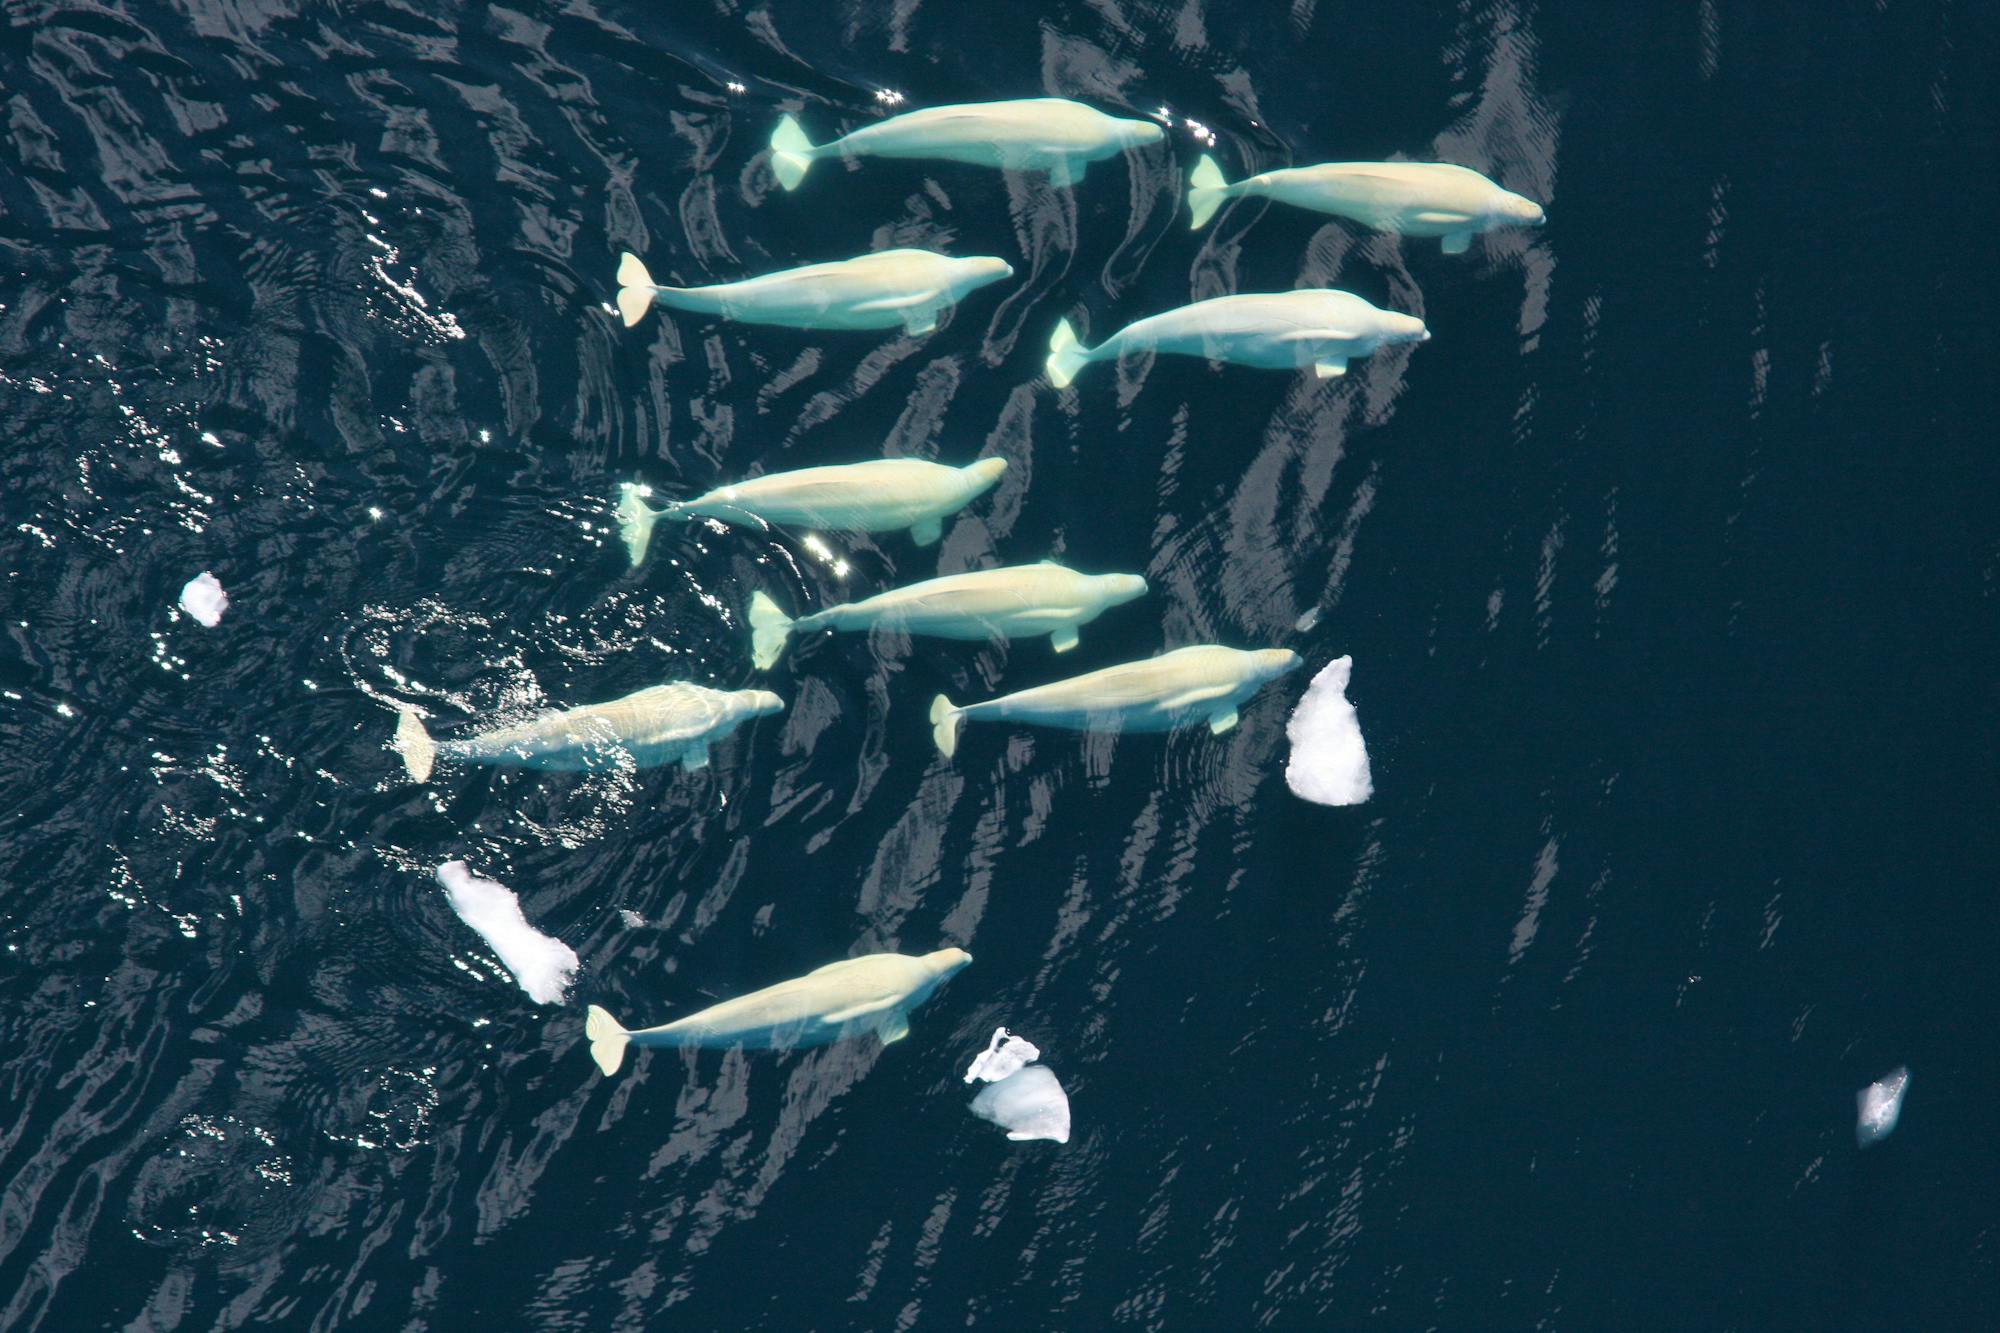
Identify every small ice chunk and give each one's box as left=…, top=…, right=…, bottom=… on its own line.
left=618, top=909, right=644, bottom=929
left=1856, top=1066, right=1909, bottom=1147
left=435, top=861, right=578, bottom=1005
left=964, top=1027, right=1041, bottom=1084
left=179, top=572, right=228, bottom=627
left=969, top=1066, right=1070, bottom=1143
left=1284, top=655, right=1372, bottom=806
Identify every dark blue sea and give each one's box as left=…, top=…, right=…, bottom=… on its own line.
left=2, top=1, right=1995, bottom=1328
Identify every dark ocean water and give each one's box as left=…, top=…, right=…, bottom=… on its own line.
left=1, top=1, right=1995, bottom=1328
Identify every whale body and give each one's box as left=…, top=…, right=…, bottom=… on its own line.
left=615, top=249, right=1012, bottom=332
left=584, top=948, right=973, bottom=1074
left=1045, top=291, right=1427, bottom=388
left=393, top=682, right=783, bottom=783
left=747, top=562, right=1148, bottom=668
left=1187, top=154, right=1546, bottom=253
left=768, top=98, right=1165, bottom=191
left=616, top=457, right=1007, bottom=565
left=930, top=645, right=1302, bottom=757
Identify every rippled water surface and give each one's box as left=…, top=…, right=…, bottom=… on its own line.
left=2, top=2, right=1995, bottom=1328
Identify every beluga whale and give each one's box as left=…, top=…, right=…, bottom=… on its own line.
left=616, top=457, right=1007, bottom=566
left=1187, top=154, right=1546, bottom=253
left=392, top=683, right=783, bottom=783
left=585, top=948, right=973, bottom=1075
left=615, top=249, right=1013, bottom=334
left=1045, top=290, right=1428, bottom=387
left=747, top=562, right=1149, bottom=669
left=929, top=645, right=1302, bottom=757
left=768, top=98, right=1166, bottom=191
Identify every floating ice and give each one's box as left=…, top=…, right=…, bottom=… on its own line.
left=970, top=1066, right=1071, bottom=1143
left=964, top=1027, right=1041, bottom=1084
left=618, top=909, right=644, bottom=929
left=1284, top=655, right=1372, bottom=806
left=435, top=861, right=578, bottom=1005
left=1855, top=1066, right=1909, bottom=1147
left=179, top=572, right=228, bottom=627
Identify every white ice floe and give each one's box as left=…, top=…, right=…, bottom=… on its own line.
left=435, top=861, right=578, bottom=1005
left=1855, top=1066, right=1909, bottom=1147
left=970, top=1066, right=1071, bottom=1143
left=1284, top=655, right=1372, bottom=806
left=179, top=572, right=228, bottom=627
left=964, top=1027, right=1041, bottom=1084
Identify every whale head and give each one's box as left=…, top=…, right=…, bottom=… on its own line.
left=1120, top=118, right=1167, bottom=148
left=1098, top=573, right=1150, bottom=606
left=1251, top=648, right=1304, bottom=681
left=741, top=689, right=786, bottom=717
left=1492, top=190, right=1546, bottom=227
left=952, top=255, right=1015, bottom=295
left=1378, top=310, right=1431, bottom=346
left=924, top=946, right=973, bottom=974
left=960, top=456, right=1009, bottom=494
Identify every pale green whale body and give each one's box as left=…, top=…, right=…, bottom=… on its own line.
left=1046, top=290, right=1429, bottom=388
left=615, top=248, right=1012, bottom=333
left=930, top=645, right=1302, bottom=757
left=393, top=683, right=783, bottom=783
left=769, top=98, right=1165, bottom=191
left=616, top=458, right=1007, bottom=565
left=748, top=562, right=1148, bottom=668
left=1187, top=155, right=1546, bottom=252
left=585, top=948, right=973, bottom=1075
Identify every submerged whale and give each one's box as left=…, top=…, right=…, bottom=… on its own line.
left=614, top=249, right=1012, bottom=334
left=1046, top=290, right=1427, bottom=388
left=930, top=645, right=1301, bottom=757
left=616, top=457, right=1007, bottom=565
left=768, top=98, right=1165, bottom=191
left=393, top=683, right=783, bottom=783
left=747, top=562, right=1148, bottom=669
left=585, top=948, right=973, bottom=1075
left=1187, top=154, right=1546, bottom=252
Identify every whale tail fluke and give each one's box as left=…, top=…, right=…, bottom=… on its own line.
left=1045, top=319, right=1092, bottom=389
left=930, top=694, right=965, bottom=759
left=616, top=483, right=686, bottom=567
left=586, top=1005, right=631, bottom=1077
left=1187, top=154, right=1230, bottom=230
left=769, top=115, right=817, bottom=192
left=748, top=591, right=795, bottom=670
left=615, top=252, right=657, bottom=327
left=393, top=706, right=436, bottom=783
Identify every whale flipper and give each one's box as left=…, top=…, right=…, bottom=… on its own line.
left=877, top=1010, right=910, bottom=1044
left=681, top=744, right=709, bottom=772
left=1045, top=158, right=1081, bottom=189
left=822, top=995, right=900, bottom=1025
left=1314, top=358, right=1348, bottom=379
left=1051, top=627, right=1080, bottom=653
left=910, top=516, right=942, bottom=546
left=901, top=306, right=938, bottom=335
left=1208, top=706, right=1239, bottom=735
left=1441, top=230, right=1473, bottom=255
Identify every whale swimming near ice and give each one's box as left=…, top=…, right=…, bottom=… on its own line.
left=616, top=458, right=1007, bottom=565
left=393, top=683, right=782, bottom=783
left=584, top=948, right=973, bottom=1075
left=1045, top=291, right=1427, bottom=388
left=930, top=645, right=1301, bottom=758
left=768, top=98, right=1165, bottom=191
left=615, top=249, right=1012, bottom=333
left=1187, top=154, right=1546, bottom=253
left=747, top=562, right=1147, bottom=669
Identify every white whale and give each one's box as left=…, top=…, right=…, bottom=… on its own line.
left=747, top=562, right=1148, bottom=669
left=1045, top=290, right=1427, bottom=388
left=930, top=645, right=1301, bottom=757
left=393, top=682, right=783, bottom=783
left=615, top=249, right=1012, bottom=333
left=584, top=947, right=973, bottom=1075
left=1187, top=154, right=1546, bottom=252
left=616, top=457, right=1007, bottom=565
left=768, top=98, right=1165, bottom=191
